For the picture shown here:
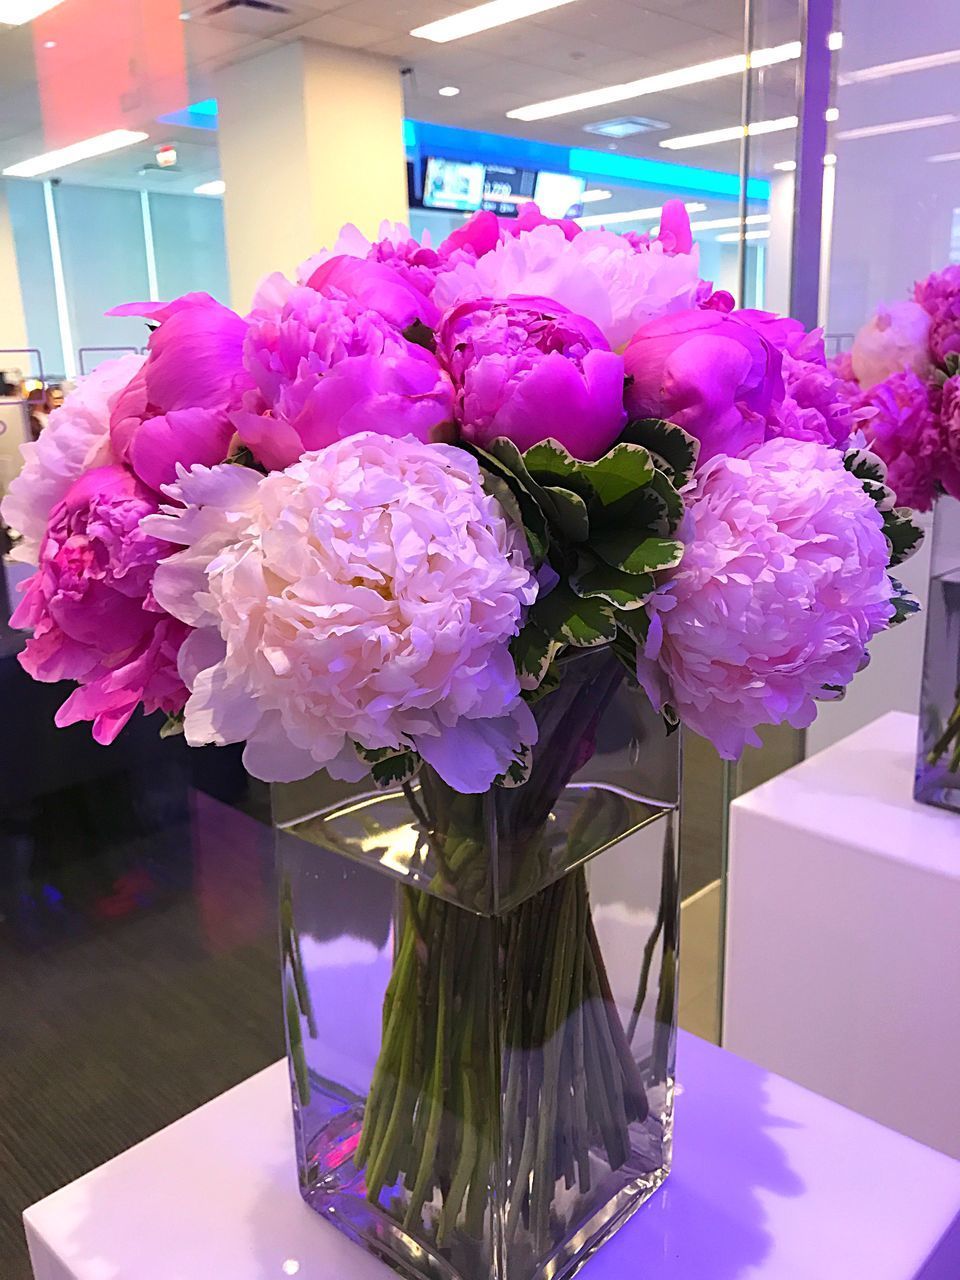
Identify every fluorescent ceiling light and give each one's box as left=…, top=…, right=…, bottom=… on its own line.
left=438, top=85, right=460, bottom=97
left=577, top=201, right=705, bottom=228
left=3, top=129, right=149, bottom=177
left=928, top=150, right=960, bottom=163
left=839, top=47, right=960, bottom=86
left=507, top=41, right=800, bottom=122
left=836, top=113, right=960, bottom=141
left=689, top=214, right=770, bottom=231
left=194, top=179, right=225, bottom=196
left=660, top=115, right=799, bottom=150
left=412, top=0, right=577, bottom=43
left=716, top=229, right=771, bottom=242
left=773, top=159, right=797, bottom=171
left=0, top=0, right=65, bottom=22
left=579, top=188, right=613, bottom=202
left=824, top=152, right=837, bottom=165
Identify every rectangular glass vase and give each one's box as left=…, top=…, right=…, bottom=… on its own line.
left=916, top=494, right=960, bottom=812
left=274, top=649, right=681, bottom=1280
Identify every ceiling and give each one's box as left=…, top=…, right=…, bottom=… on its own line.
left=0, top=0, right=957, bottom=212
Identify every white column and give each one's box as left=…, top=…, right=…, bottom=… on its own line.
left=0, top=181, right=29, bottom=365
left=216, top=41, right=408, bottom=313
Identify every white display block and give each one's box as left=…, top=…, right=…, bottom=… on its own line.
left=725, top=710, right=960, bottom=1157
left=23, top=1033, right=960, bottom=1280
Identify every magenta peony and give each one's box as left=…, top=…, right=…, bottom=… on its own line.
left=938, top=374, right=960, bottom=493
left=737, top=315, right=857, bottom=450
left=146, top=434, right=538, bottom=791
left=851, top=300, right=932, bottom=390
left=10, top=465, right=188, bottom=744
left=435, top=296, right=626, bottom=459
left=636, top=438, right=894, bottom=759
left=235, top=286, right=454, bottom=469
left=108, top=293, right=250, bottom=491
left=859, top=369, right=957, bottom=511
left=1, top=352, right=143, bottom=564
left=915, top=265, right=960, bottom=366
left=623, top=309, right=783, bottom=463
left=304, top=254, right=440, bottom=329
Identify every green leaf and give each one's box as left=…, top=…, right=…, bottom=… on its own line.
left=160, top=711, right=185, bottom=739
left=889, top=576, right=921, bottom=626
left=613, top=610, right=649, bottom=646
left=570, top=554, right=653, bottom=610
left=610, top=630, right=640, bottom=682
left=540, top=484, right=591, bottom=541
left=844, top=446, right=888, bottom=488
left=593, top=530, right=684, bottom=575
left=522, top=439, right=581, bottom=486
left=511, top=624, right=561, bottom=690
left=944, top=352, right=960, bottom=378
left=885, top=509, right=924, bottom=567
left=531, top=581, right=617, bottom=648
left=522, top=661, right=562, bottom=704
left=496, top=744, right=533, bottom=789
left=619, top=418, right=700, bottom=489
left=369, top=751, right=421, bottom=789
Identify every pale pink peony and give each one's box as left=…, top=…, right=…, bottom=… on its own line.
left=10, top=465, right=188, bottom=744
left=146, top=434, right=538, bottom=791
left=636, top=438, right=894, bottom=759
left=432, top=223, right=702, bottom=350
left=851, top=301, right=932, bottom=390
left=1, top=352, right=144, bottom=563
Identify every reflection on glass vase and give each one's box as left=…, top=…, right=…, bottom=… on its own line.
left=274, top=649, right=681, bottom=1280
left=916, top=494, right=960, bottom=812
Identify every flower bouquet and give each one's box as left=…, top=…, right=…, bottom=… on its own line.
left=833, top=268, right=960, bottom=809
left=3, top=199, right=922, bottom=1280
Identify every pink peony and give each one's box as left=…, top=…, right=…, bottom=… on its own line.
left=938, top=375, right=960, bottom=494
left=10, top=465, right=188, bottom=744
left=860, top=370, right=956, bottom=511
left=636, top=438, right=894, bottom=759
left=235, top=286, right=454, bottom=470
left=915, top=265, right=960, bottom=367
left=737, top=316, right=857, bottom=450
left=439, top=202, right=581, bottom=263
left=1, top=352, right=143, bottom=563
left=851, top=300, right=932, bottom=389
left=435, top=296, right=626, bottom=459
left=433, top=223, right=702, bottom=350
left=304, top=254, right=440, bottom=329
left=146, top=434, right=538, bottom=791
left=623, top=309, right=783, bottom=464
left=108, top=293, right=250, bottom=491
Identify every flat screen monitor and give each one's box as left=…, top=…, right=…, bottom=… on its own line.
left=534, top=171, right=587, bottom=218
left=423, top=157, right=486, bottom=212
left=481, top=163, right=537, bottom=216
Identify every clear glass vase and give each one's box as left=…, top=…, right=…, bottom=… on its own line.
left=916, top=494, right=960, bottom=812
left=274, top=648, right=681, bottom=1280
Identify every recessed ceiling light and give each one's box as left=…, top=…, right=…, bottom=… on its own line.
left=507, top=41, right=800, bottom=122
left=579, top=188, right=613, bottom=203
left=582, top=115, right=669, bottom=139
left=824, top=152, right=837, bottom=165
left=716, top=229, right=771, bottom=242
left=773, top=159, right=797, bottom=171
left=827, top=31, right=844, bottom=50
left=660, top=115, right=799, bottom=150
left=836, top=113, right=960, bottom=140
left=825, top=106, right=840, bottom=122
left=194, top=179, right=225, bottom=196
left=42, top=37, right=55, bottom=47
left=839, top=47, right=960, bottom=86
left=577, top=201, right=706, bottom=228
left=928, top=150, right=960, bottom=163
left=412, top=0, right=578, bottom=44
left=689, top=214, right=770, bottom=231
left=0, top=0, right=65, bottom=22
left=438, top=85, right=461, bottom=97
left=3, top=129, right=149, bottom=178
